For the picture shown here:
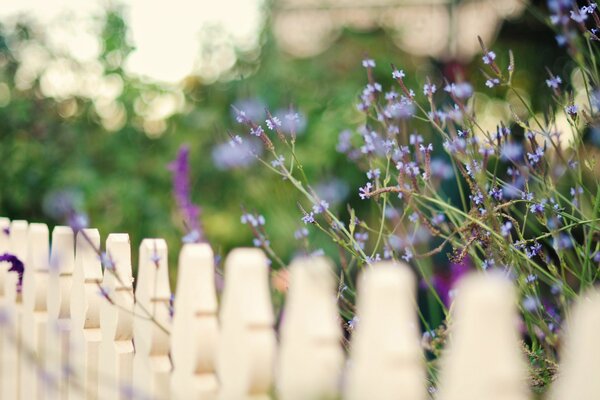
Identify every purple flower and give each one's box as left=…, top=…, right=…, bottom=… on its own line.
left=570, top=9, right=588, bottom=23
left=392, top=69, right=405, bottom=79
left=366, top=169, right=381, bottom=180
left=482, top=51, right=496, bottom=64
left=2, top=227, right=9, bottom=236
left=312, top=200, right=329, bottom=214
left=358, top=182, right=373, bottom=200
left=250, top=125, right=264, bottom=137
left=362, top=59, right=375, bottom=68
left=530, top=200, right=546, bottom=214
left=168, top=145, right=204, bottom=243
left=402, top=248, right=413, bottom=262
left=301, top=212, right=315, bottom=224
left=0, top=253, right=25, bottom=292
left=525, top=274, right=538, bottom=284
left=501, top=221, right=512, bottom=237
left=546, top=76, right=562, bottom=89
left=565, top=104, right=578, bottom=115
left=265, top=116, right=282, bottom=130
left=423, top=83, right=437, bottom=96
left=241, top=213, right=265, bottom=227
left=294, top=228, right=309, bottom=240
left=485, top=78, right=500, bottom=88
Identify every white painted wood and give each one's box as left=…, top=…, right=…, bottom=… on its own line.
left=2, top=219, right=28, bottom=400
left=436, top=273, right=529, bottom=400
left=171, top=243, right=219, bottom=400
left=132, top=238, right=171, bottom=400
left=0, top=216, right=10, bottom=391
left=277, top=257, right=343, bottom=400
left=345, top=261, right=426, bottom=400
left=98, top=234, right=134, bottom=400
left=548, top=289, right=600, bottom=400
left=21, top=223, right=51, bottom=400
left=46, top=226, right=75, bottom=400
left=217, top=248, right=275, bottom=400
left=69, top=229, right=103, bottom=400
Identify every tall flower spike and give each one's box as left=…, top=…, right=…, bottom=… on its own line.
left=168, top=145, right=204, bottom=243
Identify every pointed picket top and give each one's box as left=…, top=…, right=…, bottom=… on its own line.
left=436, top=272, right=529, bottom=400
left=218, top=248, right=275, bottom=399
left=345, top=261, right=425, bottom=400
left=548, top=289, right=600, bottom=400
left=171, top=243, right=219, bottom=399
left=47, top=226, right=75, bottom=320
left=277, top=256, right=343, bottom=400
left=100, top=233, right=133, bottom=341
left=22, top=222, right=49, bottom=311
left=71, top=229, right=102, bottom=331
left=132, top=238, right=171, bottom=399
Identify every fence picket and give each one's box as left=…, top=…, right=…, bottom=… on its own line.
left=21, top=223, right=50, bottom=400
left=132, top=238, right=171, bottom=400
left=171, top=243, right=219, bottom=399
left=548, top=289, right=600, bottom=400
left=345, top=261, right=426, bottom=400
left=98, top=234, right=134, bottom=400
left=217, top=248, right=275, bottom=400
left=2, top=220, right=28, bottom=400
left=69, top=229, right=103, bottom=400
left=277, top=256, right=343, bottom=400
left=46, top=226, right=75, bottom=400
left=436, top=273, right=530, bottom=400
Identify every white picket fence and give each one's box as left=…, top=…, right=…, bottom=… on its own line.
left=0, top=217, right=599, bottom=400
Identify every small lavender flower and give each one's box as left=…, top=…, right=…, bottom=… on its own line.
left=271, top=155, right=285, bottom=168
left=301, top=212, right=315, bottom=224
left=265, top=116, right=282, bottom=130
left=530, top=200, right=546, bottom=214
left=409, top=212, right=419, bottom=223
left=358, top=182, right=373, bottom=200
left=100, top=252, right=115, bottom=270
left=250, top=125, right=265, bottom=137
left=312, top=200, right=329, bottom=214
left=525, top=242, right=543, bottom=259
left=366, top=168, right=381, bottom=180
left=471, top=191, right=484, bottom=206
left=527, top=146, right=545, bottom=165
left=431, top=213, right=445, bottom=226
left=241, top=213, right=266, bottom=227
left=482, top=259, right=495, bottom=270
left=565, top=104, right=578, bottom=116
left=501, top=221, right=513, bottom=237
left=392, top=69, right=405, bottom=79
left=546, top=76, right=562, bottom=89
left=489, top=187, right=503, bottom=201
left=485, top=78, right=500, bottom=88
left=362, top=59, right=375, bottom=68
left=570, top=8, right=589, bottom=23
left=482, top=50, right=496, bottom=64
left=423, top=83, right=436, bottom=96
left=402, top=248, right=413, bottom=262
left=525, top=274, right=538, bottom=284
left=347, top=316, right=360, bottom=331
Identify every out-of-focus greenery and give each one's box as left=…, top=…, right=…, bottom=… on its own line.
left=0, top=4, right=562, bottom=279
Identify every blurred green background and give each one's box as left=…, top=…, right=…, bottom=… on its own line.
left=0, top=1, right=566, bottom=277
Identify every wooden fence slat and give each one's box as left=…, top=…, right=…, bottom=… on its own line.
left=436, top=273, right=529, bottom=400
left=0, top=217, right=10, bottom=391
left=21, top=223, right=50, bottom=400
left=2, top=220, right=28, bottom=400
left=171, top=243, right=219, bottom=399
left=548, top=289, right=600, bottom=400
left=277, top=256, right=343, bottom=400
left=345, top=261, right=426, bottom=400
left=69, top=229, right=103, bottom=400
left=217, top=248, right=275, bottom=400
left=132, top=238, right=171, bottom=400
left=98, top=234, right=134, bottom=400
left=46, top=226, right=75, bottom=400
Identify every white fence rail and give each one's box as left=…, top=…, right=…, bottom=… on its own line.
left=0, top=217, right=598, bottom=399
